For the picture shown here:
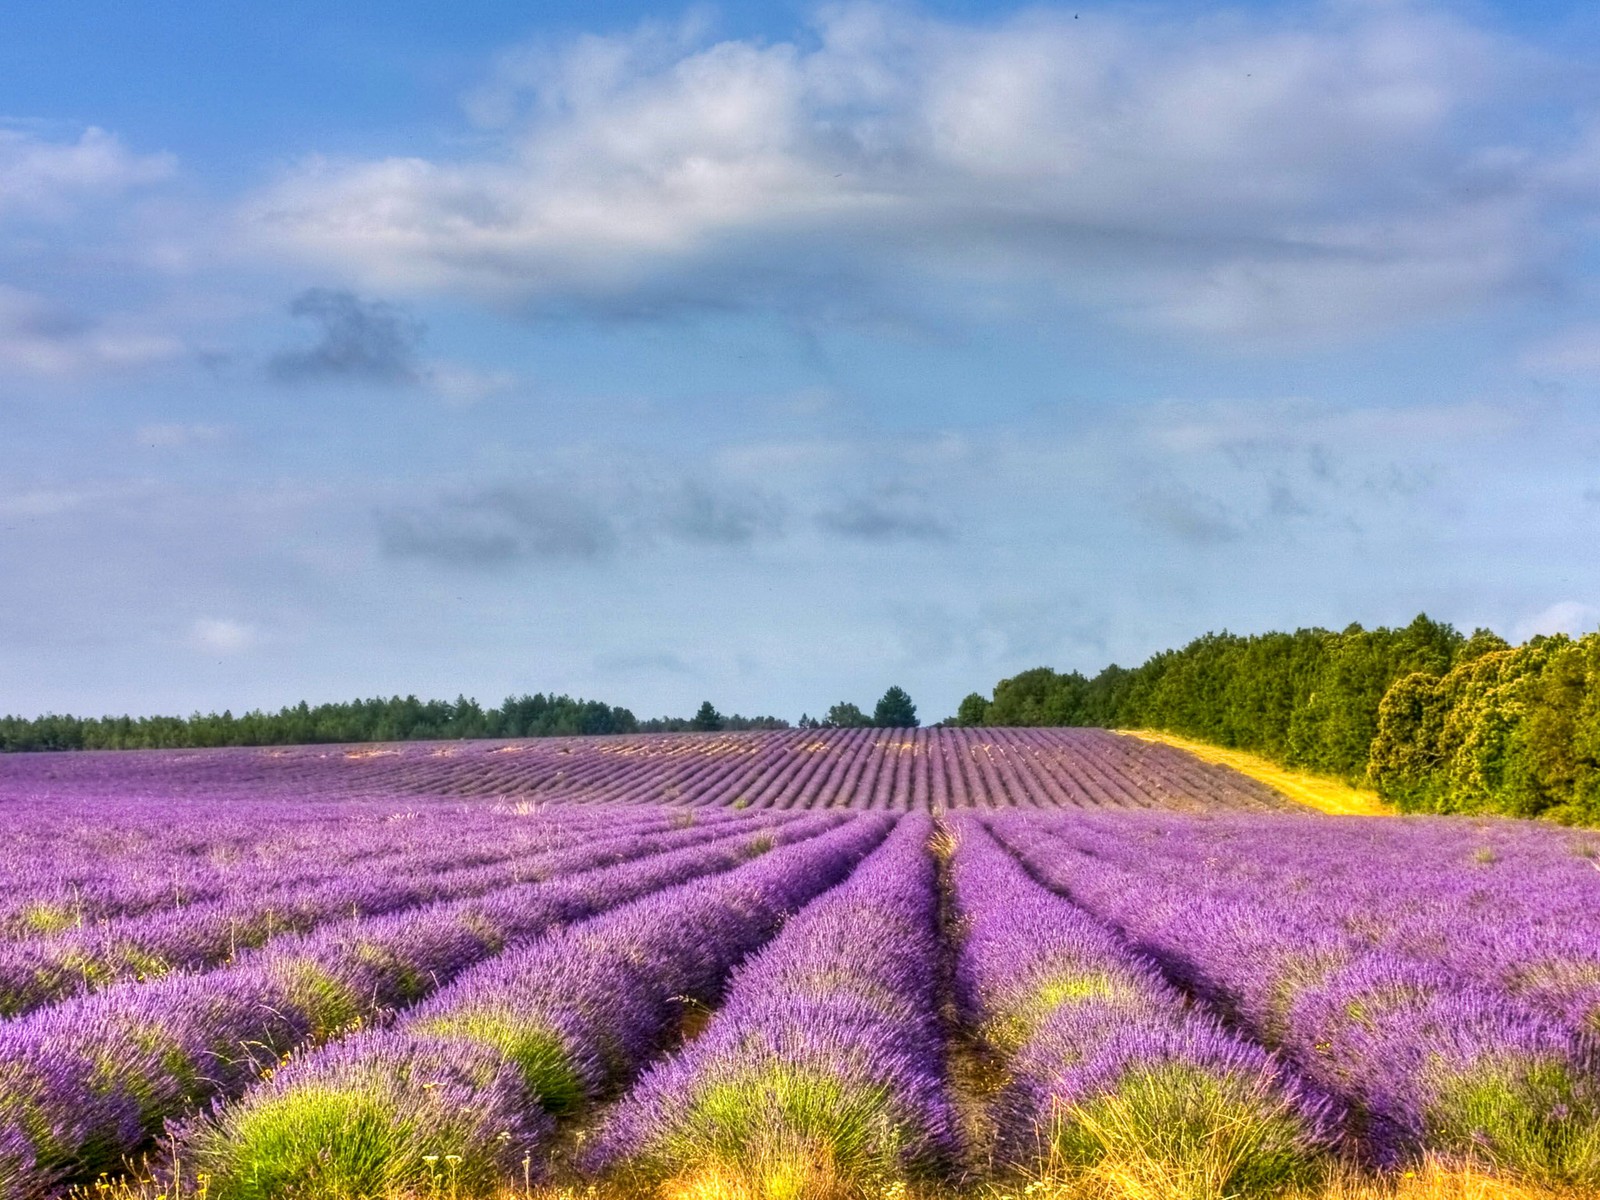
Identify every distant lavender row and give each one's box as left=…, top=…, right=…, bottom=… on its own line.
left=0, top=728, right=1290, bottom=811
left=178, top=816, right=891, bottom=1198
left=0, top=812, right=837, bottom=1199
left=588, top=814, right=959, bottom=1189
left=0, top=812, right=750, bottom=1018
left=0, top=799, right=647, bottom=936
left=991, top=812, right=1600, bottom=1185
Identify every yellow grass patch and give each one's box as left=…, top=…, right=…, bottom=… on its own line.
left=1118, top=731, right=1391, bottom=817
left=77, top=1160, right=1585, bottom=1200
left=978, top=1157, right=1586, bottom=1200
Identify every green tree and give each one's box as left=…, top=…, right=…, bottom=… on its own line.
left=873, top=686, right=918, bottom=728
left=822, top=702, right=872, bottom=728
left=953, top=692, right=991, bottom=726
left=690, top=701, right=724, bottom=732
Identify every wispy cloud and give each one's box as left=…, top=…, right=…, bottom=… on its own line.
left=660, top=480, right=785, bottom=547
left=1133, top=487, right=1244, bottom=545
left=189, top=616, right=256, bottom=655
left=1511, top=601, right=1600, bottom=643
left=378, top=485, right=617, bottom=566
left=1522, top=322, right=1600, bottom=377
left=377, top=474, right=791, bottom=568
left=135, top=423, right=228, bottom=449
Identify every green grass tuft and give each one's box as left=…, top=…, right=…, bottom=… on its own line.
left=190, top=1083, right=501, bottom=1200
left=636, top=1063, right=914, bottom=1194
left=270, top=960, right=365, bottom=1039
left=19, top=902, right=78, bottom=935
left=414, top=1009, right=586, bottom=1113
left=1040, top=1064, right=1326, bottom=1200
left=986, top=971, right=1130, bottom=1053
left=1426, top=1058, right=1600, bottom=1187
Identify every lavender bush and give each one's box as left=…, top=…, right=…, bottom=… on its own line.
left=179, top=817, right=890, bottom=1199
left=586, top=815, right=959, bottom=1193
left=947, top=815, right=1331, bottom=1196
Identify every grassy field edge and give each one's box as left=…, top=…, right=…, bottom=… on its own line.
left=1115, top=730, right=1393, bottom=817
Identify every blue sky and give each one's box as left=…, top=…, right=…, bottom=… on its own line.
left=4, top=0, right=1600, bottom=722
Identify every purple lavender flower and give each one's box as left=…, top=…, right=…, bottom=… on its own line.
left=169, top=817, right=890, bottom=1198
left=586, top=816, right=959, bottom=1191
left=948, top=815, right=1332, bottom=1193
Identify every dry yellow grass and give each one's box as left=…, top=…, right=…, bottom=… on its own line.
left=977, top=1158, right=1586, bottom=1200
left=539, top=1159, right=1583, bottom=1200
left=83, top=1160, right=1582, bottom=1200
left=1118, top=730, right=1392, bottom=817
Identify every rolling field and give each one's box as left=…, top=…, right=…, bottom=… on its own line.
left=2, top=730, right=1598, bottom=1200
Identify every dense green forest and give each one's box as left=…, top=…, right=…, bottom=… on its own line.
left=0, top=693, right=788, bottom=752
left=956, top=615, right=1600, bottom=824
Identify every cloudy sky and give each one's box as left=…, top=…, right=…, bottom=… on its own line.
left=4, top=0, right=1600, bottom=722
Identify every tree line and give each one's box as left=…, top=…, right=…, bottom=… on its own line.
left=0, top=693, right=788, bottom=752
left=0, top=684, right=923, bottom=753
left=956, top=614, right=1600, bottom=824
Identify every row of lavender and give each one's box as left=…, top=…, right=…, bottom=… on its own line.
left=989, top=811, right=1600, bottom=1183
left=0, top=801, right=667, bottom=931
left=14, top=809, right=1600, bottom=1199
left=0, top=809, right=847, bottom=1198
left=0, top=727, right=1287, bottom=811
left=0, top=808, right=763, bottom=1017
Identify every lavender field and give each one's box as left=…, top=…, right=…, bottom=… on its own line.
left=3, top=729, right=1599, bottom=1200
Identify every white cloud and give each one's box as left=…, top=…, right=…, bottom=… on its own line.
left=189, top=617, right=257, bottom=655
left=0, top=285, right=183, bottom=379
left=240, top=1, right=1579, bottom=346
left=0, top=124, right=174, bottom=220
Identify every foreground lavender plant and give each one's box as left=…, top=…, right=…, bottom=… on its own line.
left=173, top=1034, right=549, bottom=1200
left=0, top=814, right=829, bottom=1200
left=993, top=812, right=1600, bottom=1186
left=178, top=816, right=891, bottom=1200
left=947, top=815, right=1331, bottom=1196
left=586, top=814, right=959, bottom=1193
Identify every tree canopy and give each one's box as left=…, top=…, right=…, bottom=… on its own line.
left=821, top=701, right=873, bottom=728
left=690, top=701, right=724, bottom=732
left=963, top=614, right=1600, bottom=824
left=873, top=686, right=919, bottom=728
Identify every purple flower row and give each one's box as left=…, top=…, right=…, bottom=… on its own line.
left=0, top=812, right=839, bottom=1199
left=176, top=816, right=893, bottom=1196
left=0, top=811, right=750, bottom=1019
left=946, top=815, right=1331, bottom=1184
left=0, top=729, right=1294, bottom=812
left=585, top=814, right=959, bottom=1188
left=1041, top=809, right=1600, bottom=1036
left=992, top=812, right=1600, bottom=1183
left=0, top=799, right=633, bottom=936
